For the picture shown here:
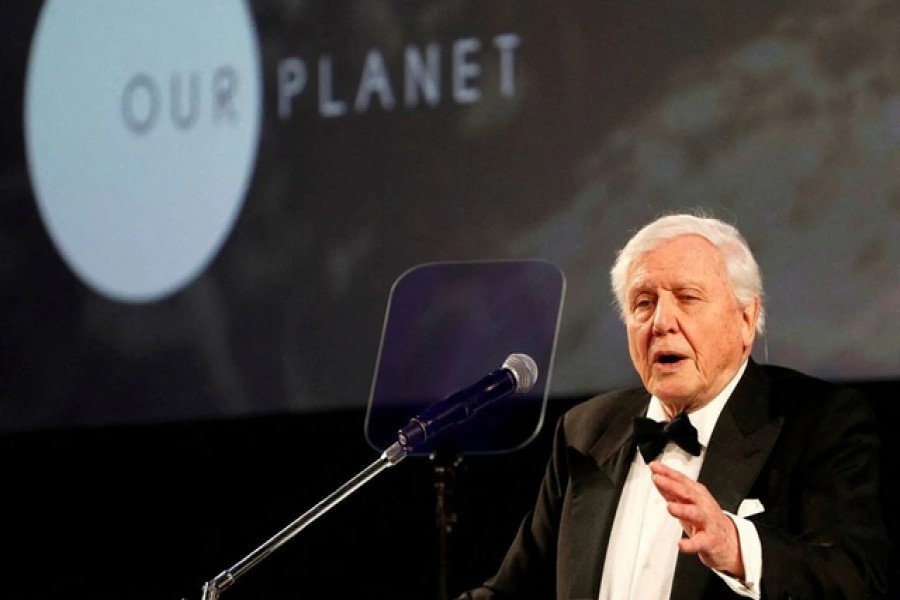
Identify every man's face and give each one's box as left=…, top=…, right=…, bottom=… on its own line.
left=624, top=235, right=758, bottom=414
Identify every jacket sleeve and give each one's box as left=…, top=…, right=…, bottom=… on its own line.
left=455, top=414, right=571, bottom=600
left=754, top=385, right=893, bottom=599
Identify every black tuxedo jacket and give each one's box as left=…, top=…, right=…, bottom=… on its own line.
left=460, top=360, right=892, bottom=599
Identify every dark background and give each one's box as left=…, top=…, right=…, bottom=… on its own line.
left=1, top=1, right=898, bottom=598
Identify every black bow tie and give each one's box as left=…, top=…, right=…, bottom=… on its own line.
left=633, top=411, right=702, bottom=462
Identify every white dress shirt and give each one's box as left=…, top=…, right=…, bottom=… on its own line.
left=598, top=360, right=762, bottom=600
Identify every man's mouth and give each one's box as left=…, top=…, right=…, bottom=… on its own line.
left=653, top=351, right=688, bottom=367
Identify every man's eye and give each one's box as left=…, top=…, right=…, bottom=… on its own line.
left=632, top=298, right=653, bottom=311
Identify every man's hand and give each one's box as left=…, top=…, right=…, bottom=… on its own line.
left=649, top=461, right=745, bottom=579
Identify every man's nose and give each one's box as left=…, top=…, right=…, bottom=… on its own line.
left=652, top=295, right=679, bottom=335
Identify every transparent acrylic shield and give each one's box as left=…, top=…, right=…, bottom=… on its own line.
left=364, top=260, right=565, bottom=456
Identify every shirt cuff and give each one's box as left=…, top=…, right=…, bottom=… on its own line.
left=712, top=512, right=762, bottom=599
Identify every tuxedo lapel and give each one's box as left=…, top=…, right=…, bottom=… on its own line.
left=671, top=360, right=784, bottom=600
left=564, top=393, right=647, bottom=600
left=700, top=361, right=783, bottom=513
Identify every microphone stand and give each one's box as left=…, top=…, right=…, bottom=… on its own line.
left=199, top=442, right=407, bottom=600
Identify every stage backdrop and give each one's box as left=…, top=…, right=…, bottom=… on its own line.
left=1, top=0, right=899, bottom=434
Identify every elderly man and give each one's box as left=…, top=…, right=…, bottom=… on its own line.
left=457, top=213, right=891, bottom=599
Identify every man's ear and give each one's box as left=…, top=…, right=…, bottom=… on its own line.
left=741, top=297, right=760, bottom=349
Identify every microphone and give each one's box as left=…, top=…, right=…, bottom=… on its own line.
left=396, top=353, right=539, bottom=451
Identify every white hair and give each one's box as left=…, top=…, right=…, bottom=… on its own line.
left=609, top=212, right=766, bottom=334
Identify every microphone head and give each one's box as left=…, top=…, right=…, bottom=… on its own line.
left=502, top=353, right=539, bottom=394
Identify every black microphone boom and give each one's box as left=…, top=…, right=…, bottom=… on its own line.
left=396, top=353, right=539, bottom=451
left=198, top=353, right=539, bottom=600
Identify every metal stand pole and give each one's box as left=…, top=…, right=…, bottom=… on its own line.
left=430, top=447, right=464, bottom=600
left=199, top=442, right=407, bottom=600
